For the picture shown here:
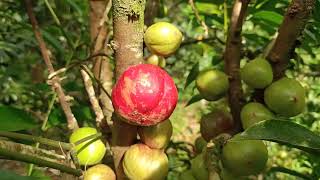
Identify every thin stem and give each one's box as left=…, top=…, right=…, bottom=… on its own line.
left=0, top=147, right=82, bottom=176
left=27, top=142, right=40, bottom=176
left=223, top=0, right=228, bottom=41
left=0, top=131, right=72, bottom=150
left=42, top=93, right=57, bottom=131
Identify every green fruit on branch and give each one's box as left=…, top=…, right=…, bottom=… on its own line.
left=240, top=102, right=274, bottom=129
left=123, top=143, right=169, bottom=180
left=194, top=136, right=207, bottom=153
left=264, top=77, right=305, bottom=117
left=138, top=119, right=173, bottom=149
left=200, top=110, right=234, bottom=141
left=222, top=135, right=268, bottom=176
left=144, top=22, right=183, bottom=57
left=84, top=164, right=116, bottom=180
left=69, top=127, right=106, bottom=166
left=220, top=168, right=245, bottom=180
left=191, top=153, right=209, bottom=180
left=240, top=58, right=273, bottom=89
left=146, top=54, right=166, bottom=68
left=179, top=170, right=196, bottom=180
left=196, top=69, right=229, bottom=101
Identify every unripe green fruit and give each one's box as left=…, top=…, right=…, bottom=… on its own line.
left=240, top=102, right=274, bottom=129
left=190, top=153, right=209, bottom=180
left=144, top=22, right=182, bottom=57
left=146, top=54, right=166, bottom=68
left=200, top=110, right=234, bottom=141
left=264, top=77, right=305, bottom=117
left=138, top=119, right=172, bottom=149
left=69, top=127, right=106, bottom=166
left=240, top=58, right=273, bottom=89
left=179, top=170, right=196, bottom=180
left=123, top=143, right=169, bottom=180
left=84, top=164, right=116, bottom=180
left=196, top=69, right=229, bottom=101
left=220, top=168, right=245, bottom=180
left=194, top=136, right=207, bottom=153
left=222, top=135, right=268, bottom=176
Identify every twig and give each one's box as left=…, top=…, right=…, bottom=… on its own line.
left=266, top=0, right=315, bottom=80
left=25, top=0, right=78, bottom=130
left=224, top=0, right=251, bottom=132
left=181, top=37, right=223, bottom=47
left=188, top=0, right=209, bottom=37
left=81, top=68, right=104, bottom=124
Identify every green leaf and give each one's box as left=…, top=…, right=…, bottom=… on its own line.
left=0, top=106, right=38, bottom=131
left=195, top=2, right=221, bottom=15
left=0, top=170, right=41, bottom=180
left=186, top=94, right=203, bottom=107
left=252, top=11, right=283, bottom=25
left=232, top=120, right=320, bottom=154
left=268, top=166, right=313, bottom=180
left=185, top=62, right=199, bottom=88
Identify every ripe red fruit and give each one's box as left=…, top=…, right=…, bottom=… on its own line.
left=112, top=64, right=178, bottom=126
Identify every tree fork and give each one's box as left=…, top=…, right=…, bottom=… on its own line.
left=111, top=0, right=145, bottom=179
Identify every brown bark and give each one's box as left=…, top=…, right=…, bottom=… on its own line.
left=266, top=0, right=315, bottom=80
left=144, top=0, right=160, bottom=26
left=224, top=0, right=250, bottom=132
left=25, top=0, right=78, bottom=130
left=88, top=0, right=114, bottom=128
left=111, top=0, right=145, bottom=179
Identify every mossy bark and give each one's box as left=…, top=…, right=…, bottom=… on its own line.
left=111, top=0, right=145, bottom=179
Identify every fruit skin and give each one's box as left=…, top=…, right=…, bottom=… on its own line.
left=144, top=22, right=182, bottom=57
left=200, top=110, right=234, bottom=142
left=84, top=164, right=116, bottom=180
left=190, top=153, right=209, bottom=180
left=222, top=135, right=268, bottom=176
left=240, top=102, right=274, bottom=129
left=220, top=168, right=245, bottom=180
left=123, top=143, right=169, bottom=180
left=179, top=170, right=196, bottom=180
left=138, top=119, right=172, bottom=149
left=264, top=77, right=305, bottom=117
left=241, top=58, right=273, bottom=89
left=69, top=127, right=106, bottom=166
left=194, top=136, right=207, bottom=153
left=146, top=54, right=166, bottom=68
left=196, top=69, right=229, bottom=101
left=111, top=64, right=178, bottom=126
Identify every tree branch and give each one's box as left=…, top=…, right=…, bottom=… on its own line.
left=25, top=0, right=78, bottom=130
left=111, top=0, right=145, bottom=179
left=224, top=0, right=250, bottom=132
left=266, top=0, right=315, bottom=80
left=189, top=0, right=209, bottom=37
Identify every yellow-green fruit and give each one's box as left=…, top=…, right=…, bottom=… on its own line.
left=240, top=102, right=274, bottom=129
left=222, top=136, right=268, bottom=176
left=194, top=136, right=207, bottom=153
left=146, top=54, right=166, bottom=68
left=190, top=153, right=209, bottom=180
left=69, top=127, right=106, bottom=166
left=241, top=58, right=273, bottom=89
left=220, top=168, right=245, bottom=180
left=84, top=164, right=116, bottom=180
left=264, top=77, right=305, bottom=117
left=123, top=143, right=169, bottom=180
left=196, top=69, right=229, bottom=101
left=179, top=170, right=196, bottom=180
left=138, top=119, right=173, bottom=149
left=144, top=22, right=182, bottom=56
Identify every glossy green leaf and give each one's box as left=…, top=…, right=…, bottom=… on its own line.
left=186, top=94, right=203, bottom=107
left=195, top=2, right=221, bottom=15
left=185, top=62, right=199, bottom=88
left=0, top=106, right=38, bottom=131
left=252, top=11, right=283, bottom=25
left=232, top=120, right=320, bottom=154
left=268, top=166, right=313, bottom=180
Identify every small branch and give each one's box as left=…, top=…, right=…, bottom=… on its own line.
left=224, top=0, right=250, bottom=132
left=25, top=0, right=78, bottom=130
left=0, top=142, right=82, bottom=176
left=266, top=0, right=315, bottom=80
left=0, top=131, right=72, bottom=150
left=181, top=37, right=224, bottom=47
left=189, top=0, right=209, bottom=37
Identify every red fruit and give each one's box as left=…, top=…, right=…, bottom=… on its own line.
left=112, top=64, right=178, bottom=126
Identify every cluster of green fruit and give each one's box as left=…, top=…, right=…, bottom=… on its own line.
left=144, top=22, right=183, bottom=67
left=183, top=57, right=306, bottom=179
